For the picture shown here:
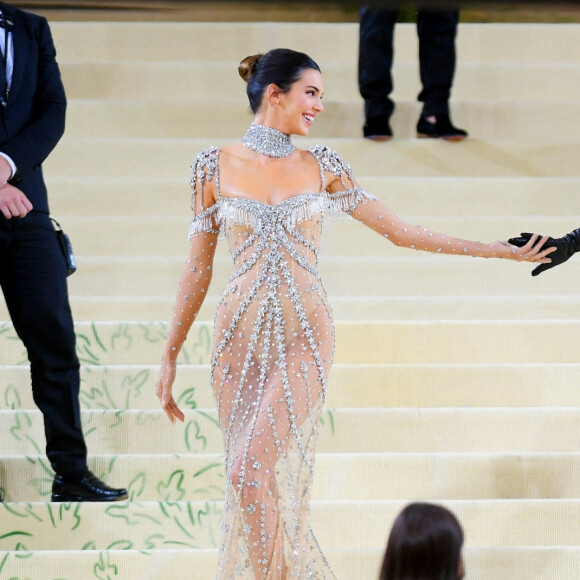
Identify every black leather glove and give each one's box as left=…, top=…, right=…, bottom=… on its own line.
left=508, top=228, right=580, bottom=276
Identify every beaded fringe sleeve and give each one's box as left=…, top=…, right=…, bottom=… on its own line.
left=160, top=149, right=221, bottom=362
left=309, top=144, right=378, bottom=214
left=188, top=146, right=222, bottom=239
left=187, top=145, right=378, bottom=240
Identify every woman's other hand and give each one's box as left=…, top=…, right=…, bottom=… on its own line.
left=156, top=358, right=185, bottom=424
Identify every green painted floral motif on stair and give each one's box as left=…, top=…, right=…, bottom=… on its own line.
left=0, top=499, right=223, bottom=578
left=0, top=321, right=214, bottom=368
left=0, top=318, right=336, bottom=576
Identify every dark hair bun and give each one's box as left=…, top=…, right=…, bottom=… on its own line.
left=240, top=48, right=321, bottom=114
left=238, top=54, right=263, bottom=82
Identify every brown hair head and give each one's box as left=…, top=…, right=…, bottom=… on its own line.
left=380, top=503, right=464, bottom=580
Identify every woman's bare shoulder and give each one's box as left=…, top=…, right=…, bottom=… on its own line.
left=219, top=142, right=246, bottom=158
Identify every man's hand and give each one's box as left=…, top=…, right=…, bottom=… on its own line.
left=0, top=183, right=33, bottom=218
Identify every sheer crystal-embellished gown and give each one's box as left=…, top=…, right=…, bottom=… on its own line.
left=185, top=145, right=375, bottom=579
left=183, top=140, right=497, bottom=578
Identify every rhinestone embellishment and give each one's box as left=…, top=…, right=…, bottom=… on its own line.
left=241, top=122, right=296, bottom=158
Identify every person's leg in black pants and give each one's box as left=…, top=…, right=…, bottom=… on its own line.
left=0, top=212, right=88, bottom=481
left=358, top=7, right=398, bottom=139
left=0, top=211, right=128, bottom=501
left=416, top=10, right=467, bottom=139
left=0, top=212, right=127, bottom=501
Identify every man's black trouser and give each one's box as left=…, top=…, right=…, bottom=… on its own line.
left=0, top=210, right=87, bottom=481
left=359, top=7, right=459, bottom=121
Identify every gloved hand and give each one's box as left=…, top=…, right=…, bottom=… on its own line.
left=508, top=228, right=580, bottom=276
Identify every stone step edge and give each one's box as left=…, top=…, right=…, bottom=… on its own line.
left=1, top=547, right=578, bottom=580
left=4, top=451, right=580, bottom=459
left=2, top=407, right=580, bottom=416
left=0, top=546, right=578, bottom=578
left=14, top=296, right=580, bottom=307
left=2, top=546, right=578, bottom=554
left=64, top=97, right=580, bottom=104
left=3, top=361, right=580, bottom=369
left=0, top=547, right=377, bottom=577
left=49, top=136, right=580, bottom=144
left=46, top=175, right=580, bottom=183
left=3, top=449, right=579, bottom=463
left=4, top=498, right=580, bottom=507
left=0, top=547, right=376, bottom=555
left=3, top=319, right=580, bottom=326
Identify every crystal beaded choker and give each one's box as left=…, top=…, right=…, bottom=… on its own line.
left=241, top=122, right=296, bottom=158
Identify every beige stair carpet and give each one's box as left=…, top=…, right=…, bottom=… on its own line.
left=0, top=20, right=579, bottom=580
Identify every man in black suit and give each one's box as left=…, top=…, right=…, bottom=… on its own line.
left=0, top=2, right=127, bottom=502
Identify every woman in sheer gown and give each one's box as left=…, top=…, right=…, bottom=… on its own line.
left=156, top=49, right=554, bottom=580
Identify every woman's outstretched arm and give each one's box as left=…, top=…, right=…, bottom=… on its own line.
left=351, top=196, right=555, bottom=263
left=318, top=147, right=554, bottom=265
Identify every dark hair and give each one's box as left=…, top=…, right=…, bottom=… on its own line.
left=380, top=503, right=464, bottom=580
left=238, top=48, right=321, bottom=114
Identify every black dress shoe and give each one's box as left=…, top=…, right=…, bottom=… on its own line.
left=363, top=115, right=393, bottom=141
left=417, top=113, right=468, bottom=141
left=51, top=470, right=128, bottom=502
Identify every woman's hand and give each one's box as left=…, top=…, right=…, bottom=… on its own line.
left=509, top=229, right=580, bottom=276
left=495, top=233, right=556, bottom=264
left=156, top=358, right=185, bottom=424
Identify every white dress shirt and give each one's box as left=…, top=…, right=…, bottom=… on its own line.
left=0, top=9, right=16, bottom=178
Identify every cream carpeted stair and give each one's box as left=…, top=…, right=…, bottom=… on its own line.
left=0, top=20, right=579, bottom=580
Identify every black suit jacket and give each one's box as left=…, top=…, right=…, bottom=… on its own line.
left=0, top=2, right=66, bottom=213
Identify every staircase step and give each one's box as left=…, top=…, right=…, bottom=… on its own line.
left=50, top=22, right=580, bottom=65
left=2, top=362, right=579, bottom=410
left=332, top=320, right=580, bottom=364
left=59, top=61, right=580, bottom=102
left=46, top=176, right=580, bottom=217
left=62, top=99, right=580, bottom=141
left=11, top=294, right=580, bottom=323
left=1, top=255, right=574, bottom=299
left=2, top=452, right=580, bottom=503
left=22, top=214, right=580, bottom=257
left=52, top=22, right=363, bottom=64
left=2, top=320, right=580, bottom=365
left=44, top=138, right=580, bottom=178
left=0, top=408, right=578, bottom=455
left=2, top=499, right=580, bottom=550
left=2, top=546, right=580, bottom=580
left=0, top=548, right=381, bottom=580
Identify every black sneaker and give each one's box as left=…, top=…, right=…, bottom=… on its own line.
left=417, top=113, right=468, bottom=141
left=363, top=115, right=393, bottom=141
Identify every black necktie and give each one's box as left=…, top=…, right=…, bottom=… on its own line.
left=0, top=15, right=13, bottom=105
